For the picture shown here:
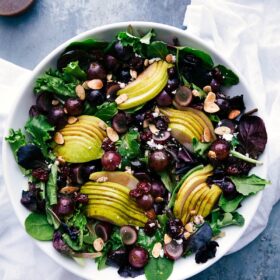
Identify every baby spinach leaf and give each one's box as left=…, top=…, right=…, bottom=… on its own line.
left=219, top=194, right=244, bottom=212
left=66, top=38, right=109, bottom=51
left=25, top=212, right=54, bottom=241
left=177, top=46, right=214, bottom=68
left=94, top=102, right=118, bottom=121
left=216, top=65, right=239, bottom=86
left=159, top=171, right=174, bottom=192
left=230, top=174, right=270, bottom=196
left=63, top=61, right=87, bottom=80
left=46, top=164, right=58, bottom=205
left=34, top=70, right=78, bottom=98
left=124, top=104, right=144, bottom=114
left=25, top=115, right=54, bottom=158
left=5, top=129, right=26, bottom=159
left=146, top=41, right=169, bottom=59
left=208, top=114, right=220, bottom=123
left=144, top=257, right=174, bottom=280
left=83, top=101, right=97, bottom=115
left=137, top=229, right=162, bottom=254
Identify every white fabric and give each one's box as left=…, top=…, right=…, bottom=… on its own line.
left=184, top=0, right=280, bottom=253
left=1, top=1, right=280, bottom=277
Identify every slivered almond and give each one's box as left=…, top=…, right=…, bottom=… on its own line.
left=98, top=121, right=107, bottom=131
left=75, top=85, right=86, bottom=100
left=204, top=102, right=220, bottom=113
left=203, top=85, right=212, bottom=93
left=68, top=116, right=78, bottom=124
left=106, top=127, right=119, bottom=142
left=165, top=54, right=173, bottom=63
left=54, top=132, right=64, bottom=145
left=52, top=99, right=59, bottom=106
left=115, top=94, right=128, bottom=105
left=185, top=222, right=194, bottom=233
left=152, top=242, right=162, bottom=258
left=214, top=126, right=231, bottom=136
left=149, top=124, right=159, bottom=135
left=93, top=238, right=104, bottom=252
left=96, top=176, right=108, bottom=183
left=143, top=119, right=149, bottom=128
left=203, top=127, right=212, bottom=142
left=205, top=92, right=216, bottom=103
left=164, top=234, right=172, bottom=244
left=87, top=79, right=103, bottom=90
left=60, top=186, right=79, bottom=194
left=64, top=107, right=68, bottom=114
left=107, top=73, right=113, bottom=82
left=228, top=109, right=241, bottom=119
left=130, top=69, right=138, bottom=80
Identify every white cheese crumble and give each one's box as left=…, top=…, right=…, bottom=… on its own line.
left=222, top=133, right=234, bottom=141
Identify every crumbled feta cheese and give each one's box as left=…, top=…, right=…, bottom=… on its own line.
left=159, top=249, right=164, bottom=258
left=175, top=239, right=183, bottom=245
left=152, top=112, right=159, bottom=118
left=222, top=133, right=234, bottom=141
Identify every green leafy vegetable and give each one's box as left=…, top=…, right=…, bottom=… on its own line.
left=25, top=115, right=54, bottom=157
left=230, top=136, right=239, bottom=149
left=230, top=149, right=263, bottom=165
left=117, top=129, right=140, bottom=166
left=230, top=175, right=270, bottom=196
left=137, top=229, right=162, bottom=254
left=46, top=164, right=58, bottom=206
left=34, top=70, right=78, bottom=98
left=144, top=257, right=174, bottom=280
left=94, top=102, right=118, bottom=121
left=159, top=171, right=174, bottom=193
left=192, top=138, right=211, bottom=158
left=5, top=129, right=26, bottom=158
left=124, top=104, right=145, bottom=114
left=208, top=114, right=220, bottom=123
left=63, top=61, right=86, bottom=80
left=83, top=101, right=97, bottom=115
left=177, top=46, right=214, bottom=68
left=219, top=194, right=244, bottom=212
left=66, top=38, right=109, bottom=51
left=216, top=65, right=239, bottom=86
left=25, top=212, right=54, bottom=241
left=210, top=209, right=244, bottom=236
left=146, top=41, right=169, bottom=59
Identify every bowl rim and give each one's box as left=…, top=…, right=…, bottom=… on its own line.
left=2, top=21, right=264, bottom=280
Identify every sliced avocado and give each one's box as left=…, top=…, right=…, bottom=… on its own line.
left=89, top=171, right=139, bottom=190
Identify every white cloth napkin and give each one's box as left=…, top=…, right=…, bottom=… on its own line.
left=1, top=1, right=280, bottom=278
left=184, top=0, right=280, bottom=253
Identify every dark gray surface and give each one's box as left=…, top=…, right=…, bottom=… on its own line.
left=0, top=0, right=278, bottom=279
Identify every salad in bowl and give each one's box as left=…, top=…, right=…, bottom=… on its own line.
left=4, top=24, right=269, bottom=280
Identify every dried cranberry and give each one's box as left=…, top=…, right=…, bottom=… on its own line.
left=137, top=181, right=151, bottom=194
left=140, top=129, right=153, bottom=142
left=32, top=167, right=49, bottom=182
left=102, top=138, right=116, bottom=152
left=166, top=219, right=184, bottom=239
left=74, top=193, right=89, bottom=205
left=129, top=188, right=143, bottom=199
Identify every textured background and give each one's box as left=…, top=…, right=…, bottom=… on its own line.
left=0, top=0, right=279, bottom=279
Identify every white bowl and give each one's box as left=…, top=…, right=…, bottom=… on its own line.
left=2, top=21, right=267, bottom=280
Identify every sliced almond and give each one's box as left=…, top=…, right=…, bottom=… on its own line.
left=192, top=89, right=200, bottom=97
left=64, top=107, right=68, bottom=114
left=165, top=54, right=173, bottom=63
left=154, top=106, right=160, bottom=115
left=82, top=81, right=89, bottom=90
left=130, top=69, right=138, bottom=80
left=203, top=85, right=212, bottom=93
left=93, top=238, right=104, bottom=252
left=164, top=234, right=172, bottom=244
left=54, top=132, right=64, bottom=145
left=60, top=186, right=79, bottom=194
left=106, top=127, right=119, bottom=142
left=205, top=91, right=216, bottom=103
left=204, top=102, right=220, bottom=113
left=155, top=197, right=164, bottom=203
left=185, top=222, right=194, bottom=233
left=75, top=85, right=86, bottom=100
left=115, top=94, right=128, bottom=105
left=98, top=121, right=107, bottom=131
left=87, top=79, right=103, bottom=90
left=149, top=124, right=159, bottom=135
left=152, top=242, right=162, bottom=258
left=143, top=119, right=149, bottom=128
left=144, top=59, right=149, bottom=67
left=68, top=116, right=78, bottom=124
left=106, top=73, right=113, bottom=82
left=214, top=126, right=231, bottom=136
left=145, top=209, right=156, bottom=220
left=203, top=127, right=212, bottom=142
left=52, top=99, right=59, bottom=106
left=228, top=109, right=241, bottom=120
left=57, top=156, right=65, bottom=165
left=183, top=232, right=191, bottom=240
left=96, top=176, right=108, bottom=183
left=208, top=150, right=216, bottom=159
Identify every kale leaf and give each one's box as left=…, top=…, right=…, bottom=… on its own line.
left=63, top=61, right=87, bottom=80
left=94, top=102, right=118, bottom=121
left=5, top=129, right=26, bottom=159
